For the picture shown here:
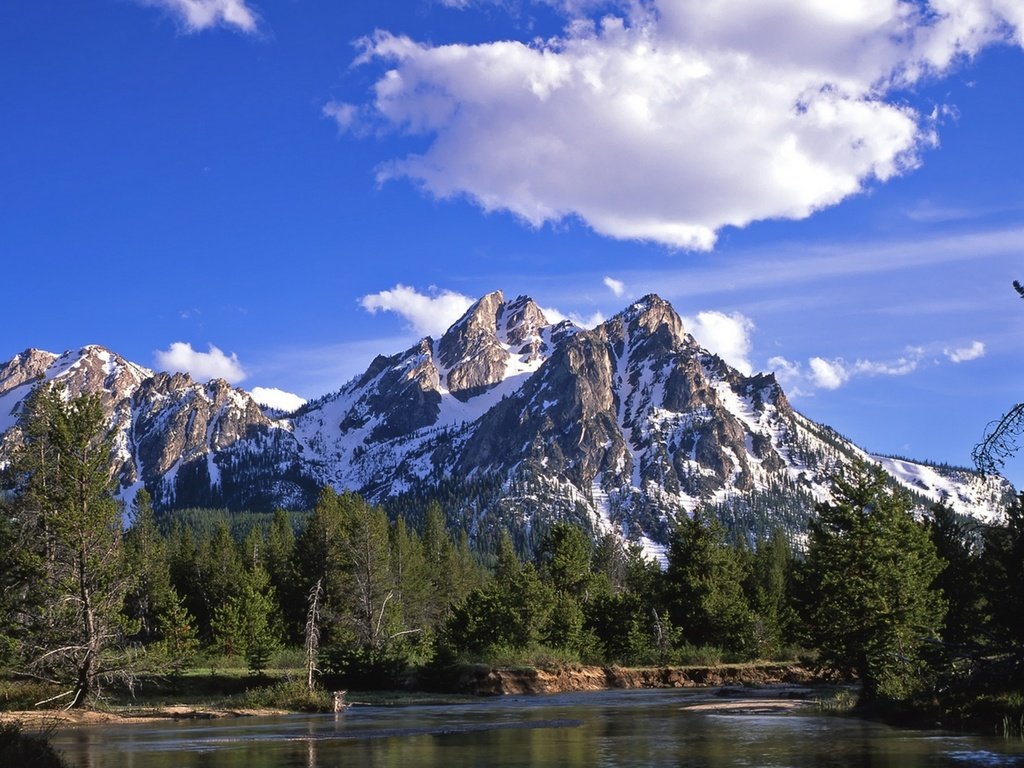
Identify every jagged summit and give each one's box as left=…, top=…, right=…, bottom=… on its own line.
left=0, top=295, right=1014, bottom=552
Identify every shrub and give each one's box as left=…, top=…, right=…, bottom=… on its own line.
left=0, top=721, right=71, bottom=768
left=242, top=679, right=332, bottom=712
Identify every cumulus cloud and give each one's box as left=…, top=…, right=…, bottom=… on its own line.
left=945, top=340, right=986, bottom=362
left=343, top=0, right=1023, bottom=248
left=250, top=387, right=307, bottom=413
left=360, top=284, right=475, bottom=338
left=155, top=342, right=247, bottom=383
left=683, top=311, right=756, bottom=375
left=603, top=276, right=626, bottom=297
left=808, top=357, right=851, bottom=390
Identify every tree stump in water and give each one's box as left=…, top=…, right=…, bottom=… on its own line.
left=332, top=691, right=348, bottom=712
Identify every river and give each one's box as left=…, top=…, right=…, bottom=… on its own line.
left=50, top=688, right=1024, bottom=767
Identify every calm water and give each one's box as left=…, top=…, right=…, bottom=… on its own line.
left=50, top=688, right=1024, bottom=768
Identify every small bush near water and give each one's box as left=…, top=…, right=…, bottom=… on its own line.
left=0, top=721, right=71, bottom=768
left=242, top=679, right=333, bottom=712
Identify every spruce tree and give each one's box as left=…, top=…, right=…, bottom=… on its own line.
left=664, top=509, right=753, bottom=654
left=801, top=462, right=945, bottom=702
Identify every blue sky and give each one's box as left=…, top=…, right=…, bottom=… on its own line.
left=2, top=0, right=1023, bottom=485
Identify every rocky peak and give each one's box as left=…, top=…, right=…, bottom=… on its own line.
left=65, top=345, right=153, bottom=400
left=438, top=290, right=505, bottom=368
left=0, top=348, right=58, bottom=396
left=438, top=290, right=511, bottom=401
left=501, top=295, right=549, bottom=349
left=619, top=294, right=685, bottom=342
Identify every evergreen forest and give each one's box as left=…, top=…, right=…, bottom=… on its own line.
left=1, top=387, right=1023, bottom=731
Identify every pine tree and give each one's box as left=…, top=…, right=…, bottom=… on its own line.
left=123, top=489, right=175, bottom=642
left=801, top=462, right=946, bottom=702
left=211, top=564, right=282, bottom=675
left=927, top=503, right=984, bottom=647
left=148, top=591, right=200, bottom=678
left=746, top=529, right=796, bottom=659
left=980, top=493, right=1024, bottom=680
left=389, top=516, right=430, bottom=656
left=9, top=386, right=137, bottom=705
left=337, top=493, right=397, bottom=651
left=539, top=522, right=593, bottom=599
left=664, top=509, right=753, bottom=654
left=264, top=509, right=296, bottom=638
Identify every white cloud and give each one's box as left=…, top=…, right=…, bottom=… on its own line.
left=683, top=311, right=756, bottom=375
left=770, top=346, right=926, bottom=392
left=809, top=357, right=850, bottom=390
left=603, top=276, right=626, bottom=297
left=541, top=305, right=604, bottom=328
left=323, top=101, right=360, bottom=132
left=346, top=1, right=1023, bottom=248
left=155, top=342, right=247, bottom=383
left=853, top=347, right=924, bottom=376
left=945, top=340, right=986, bottom=362
left=138, top=0, right=259, bottom=33
left=360, top=284, right=475, bottom=338
left=249, top=387, right=307, bottom=413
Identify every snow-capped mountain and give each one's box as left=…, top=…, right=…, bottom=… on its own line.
left=0, top=292, right=1014, bottom=549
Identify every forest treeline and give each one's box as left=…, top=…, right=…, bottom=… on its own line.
left=1, top=388, right=1022, bottom=719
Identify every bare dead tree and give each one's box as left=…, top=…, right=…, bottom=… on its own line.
left=973, top=280, right=1024, bottom=475
left=304, top=578, right=324, bottom=693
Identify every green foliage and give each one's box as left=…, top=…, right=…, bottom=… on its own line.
left=927, top=503, right=985, bottom=647
left=146, top=590, right=200, bottom=677
left=241, top=678, right=333, bottom=712
left=981, top=494, right=1024, bottom=657
left=7, top=386, right=138, bottom=704
left=124, top=489, right=176, bottom=642
left=212, top=565, right=283, bottom=676
left=0, top=679, right=67, bottom=711
left=664, top=509, right=754, bottom=654
left=800, top=462, right=946, bottom=702
left=539, top=522, right=593, bottom=598
left=745, top=529, right=798, bottom=659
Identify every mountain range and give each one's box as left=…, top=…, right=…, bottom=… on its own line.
left=0, top=292, right=1013, bottom=554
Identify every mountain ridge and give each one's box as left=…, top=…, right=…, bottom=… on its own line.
left=0, top=293, right=1013, bottom=552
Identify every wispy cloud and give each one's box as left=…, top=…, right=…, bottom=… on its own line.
left=322, top=101, right=360, bottom=132
left=603, top=276, right=625, bottom=297
left=770, top=346, right=929, bottom=393
left=345, top=1, right=1023, bottom=248
left=945, top=340, right=986, bottom=363
left=137, top=0, right=260, bottom=34
left=534, top=225, right=1024, bottom=308
left=154, top=342, right=247, bottom=383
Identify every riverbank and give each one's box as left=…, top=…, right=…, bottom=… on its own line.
left=450, top=661, right=829, bottom=695
left=0, top=662, right=834, bottom=726
left=0, top=705, right=290, bottom=728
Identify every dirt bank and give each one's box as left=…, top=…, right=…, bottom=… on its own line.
left=454, top=663, right=828, bottom=696
left=0, top=705, right=289, bottom=728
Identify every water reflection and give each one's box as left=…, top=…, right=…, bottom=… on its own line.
left=49, top=689, right=1024, bottom=768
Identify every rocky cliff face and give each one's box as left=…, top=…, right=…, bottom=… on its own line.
left=0, top=345, right=312, bottom=512
left=0, top=293, right=1013, bottom=551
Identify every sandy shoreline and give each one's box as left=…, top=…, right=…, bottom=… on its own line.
left=0, top=705, right=289, bottom=727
